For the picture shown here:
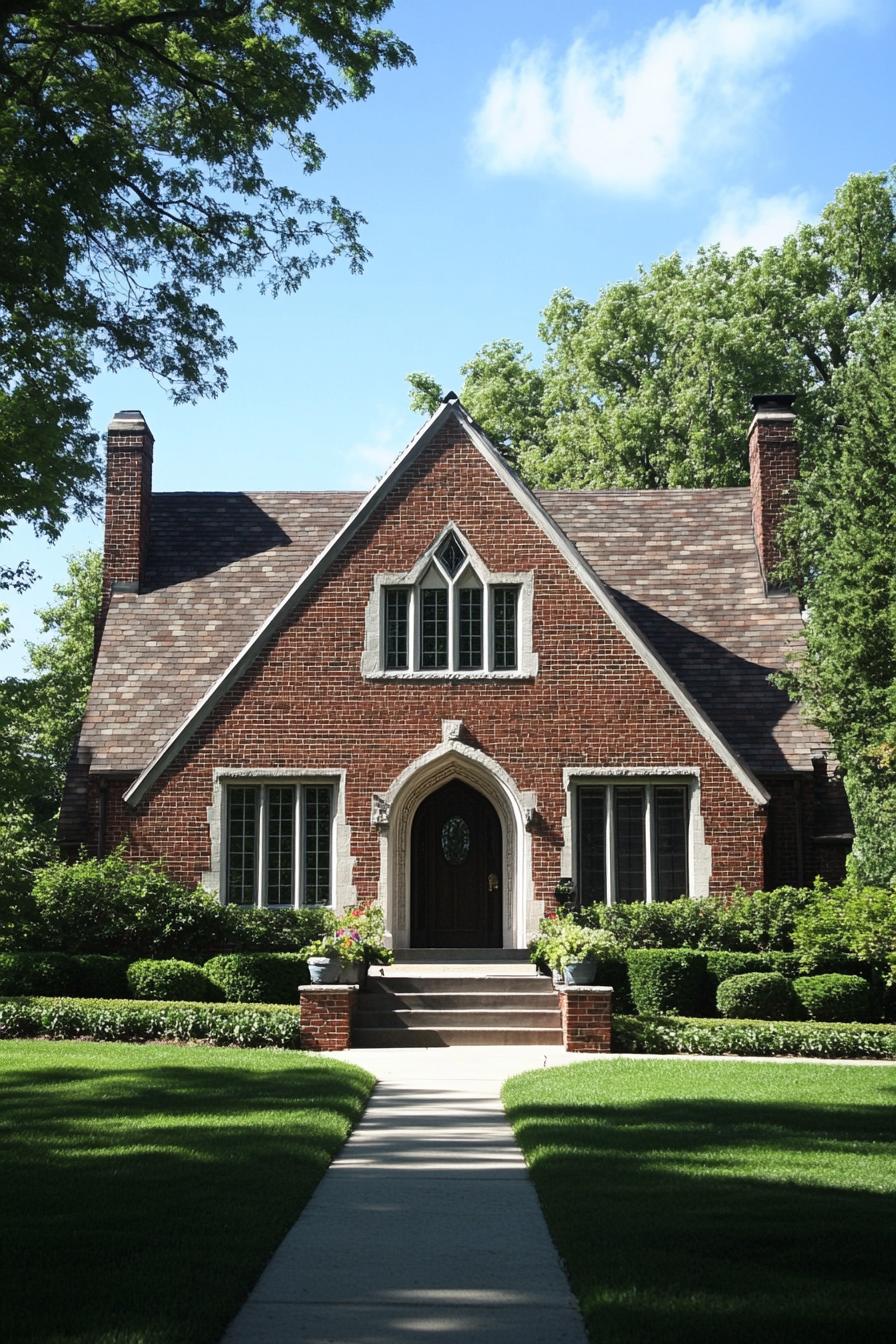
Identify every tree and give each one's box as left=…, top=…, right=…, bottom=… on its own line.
left=0, top=550, right=101, bottom=898
left=778, top=303, right=896, bottom=886
left=0, top=2, right=414, bottom=580
left=410, top=170, right=896, bottom=490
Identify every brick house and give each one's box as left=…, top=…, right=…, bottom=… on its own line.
left=60, top=393, right=850, bottom=950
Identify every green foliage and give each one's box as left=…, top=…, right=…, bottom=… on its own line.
left=716, top=972, right=798, bottom=1021
left=793, top=974, right=872, bottom=1023
left=126, top=958, right=216, bottom=1002
left=0, top=551, right=101, bottom=904
left=204, top=952, right=309, bottom=1004
left=409, top=171, right=896, bottom=490
left=0, top=3, right=413, bottom=565
left=0, top=951, right=76, bottom=996
left=720, top=885, right=815, bottom=951
left=30, top=851, right=223, bottom=956
left=625, top=949, right=706, bottom=1016
left=779, top=299, right=896, bottom=883
left=703, top=951, right=802, bottom=1006
left=300, top=903, right=392, bottom=965
left=791, top=875, right=896, bottom=980
left=220, top=904, right=333, bottom=951
left=612, top=1014, right=896, bottom=1060
left=0, top=996, right=303, bottom=1049
left=531, top=912, right=620, bottom=972
left=580, top=897, right=736, bottom=950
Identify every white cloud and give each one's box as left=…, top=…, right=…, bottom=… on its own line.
left=341, top=414, right=410, bottom=489
left=702, top=185, right=813, bottom=251
left=471, top=1, right=859, bottom=195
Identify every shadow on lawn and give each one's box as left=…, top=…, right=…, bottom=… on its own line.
left=506, top=1095, right=896, bottom=1344
left=0, top=1059, right=371, bottom=1344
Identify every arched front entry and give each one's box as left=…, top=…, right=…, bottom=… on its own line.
left=411, top=779, right=503, bottom=948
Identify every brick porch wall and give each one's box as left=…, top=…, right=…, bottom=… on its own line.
left=298, top=986, right=357, bottom=1051
left=559, top=986, right=614, bottom=1052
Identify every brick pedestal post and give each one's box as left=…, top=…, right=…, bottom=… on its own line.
left=298, top=985, right=358, bottom=1051
left=559, top=985, right=613, bottom=1052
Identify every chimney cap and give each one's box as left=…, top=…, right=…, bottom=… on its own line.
left=751, top=393, right=795, bottom=415
left=107, top=409, right=152, bottom=435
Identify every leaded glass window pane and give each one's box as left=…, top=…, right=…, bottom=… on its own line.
left=420, top=587, right=448, bottom=669
left=303, top=786, right=332, bottom=906
left=458, top=587, right=483, bottom=670
left=266, top=786, right=295, bottom=905
left=227, top=786, right=258, bottom=905
left=578, top=787, right=606, bottom=903
left=438, top=533, right=466, bottom=577
left=493, top=587, right=518, bottom=670
left=654, top=786, right=688, bottom=901
left=614, top=786, right=646, bottom=903
left=384, top=588, right=409, bottom=670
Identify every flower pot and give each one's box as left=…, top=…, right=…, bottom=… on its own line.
left=307, top=956, right=341, bottom=984
left=338, top=960, right=363, bottom=985
left=564, top=957, right=597, bottom=986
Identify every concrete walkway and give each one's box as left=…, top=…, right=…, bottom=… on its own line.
left=221, top=1047, right=587, bottom=1343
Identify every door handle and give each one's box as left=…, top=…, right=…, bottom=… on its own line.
left=488, top=873, right=499, bottom=892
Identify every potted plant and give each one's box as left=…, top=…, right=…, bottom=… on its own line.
left=538, top=918, right=619, bottom=986
left=301, top=904, right=394, bottom=984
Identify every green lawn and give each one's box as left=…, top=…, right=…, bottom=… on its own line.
left=0, top=1039, right=374, bottom=1344
left=503, top=1057, right=896, bottom=1344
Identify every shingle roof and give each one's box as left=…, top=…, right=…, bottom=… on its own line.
left=81, top=485, right=819, bottom=776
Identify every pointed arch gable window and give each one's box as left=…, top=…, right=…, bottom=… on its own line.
left=364, top=526, right=537, bottom=680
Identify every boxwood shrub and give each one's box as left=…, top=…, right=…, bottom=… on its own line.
left=127, top=958, right=216, bottom=1002
left=793, top=973, right=872, bottom=1023
left=625, top=949, right=706, bottom=1016
left=0, top=996, right=302, bottom=1049
left=0, top=952, right=77, bottom=996
left=716, top=971, right=798, bottom=1020
left=204, top=952, right=309, bottom=1004
left=612, top=1014, right=896, bottom=1060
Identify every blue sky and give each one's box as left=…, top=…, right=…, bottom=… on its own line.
left=2, top=0, right=893, bottom=671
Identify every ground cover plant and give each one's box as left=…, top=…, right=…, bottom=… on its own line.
left=0, top=1039, right=374, bottom=1344
left=503, top=1057, right=896, bottom=1344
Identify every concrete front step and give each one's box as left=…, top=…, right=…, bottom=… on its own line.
left=351, top=1025, right=565, bottom=1047
left=358, top=991, right=556, bottom=1011
left=366, top=975, right=555, bottom=995
left=391, top=948, right=530, bottom=962
left=356, top=1008, right=562, bottom=1030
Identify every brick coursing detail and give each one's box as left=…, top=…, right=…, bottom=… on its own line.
left=85, top=421, right=768, bottom=901
left=749, top=415, right=799, bottom=585
left=298, top=986, right=357, bottom=1051
left=100, top=425, right=154, bottom=628
left=560, top=986, right=613, bottom=1052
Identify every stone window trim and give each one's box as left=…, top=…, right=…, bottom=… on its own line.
left=361, top=522, right=538, bottom=680
left=204, top=767, right=357, bottom=912
left=560, top=767, right=712, bottom=902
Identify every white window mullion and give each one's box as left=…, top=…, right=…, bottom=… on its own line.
left=447, top=578, right=456, bottom=671
left=257, top=787, right=267, bottom=908
left=606, top=783, right=616, bottom=906
left=644, top=785, right=655, bottom=904
left=408, top=587, right=417, bottom=672
left=298, top=784, right=308, bottom=908
left=483, top=584, right=492, bottom=672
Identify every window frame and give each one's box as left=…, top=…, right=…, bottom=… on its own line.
left=363, top=523, right=536, bottom=680
left=222, top=779, right=336, bottom=909
left=572, top=777, right=693, bottom=905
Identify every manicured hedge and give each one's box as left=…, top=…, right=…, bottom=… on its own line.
left=0, top=952, right=76, bottom=996
left=793, top=973, right=872, bottom=1023
left=204, top=953, right=309, bottom=1004
left=127, top=958, right=217, bottom=1002
left=626, top=949, right=706, bottom=1016
left=716, top=972, right=798, bottom=1021
left=0, top=997, right=303, bottom=1049
left=612, top=1014, right=896, bottom=1060
left=703, top=951, right=801, bottom=1003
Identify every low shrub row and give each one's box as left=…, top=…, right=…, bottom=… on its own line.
left=612, top=1014, right=896, bottom=1060
left=0, top=996, right=303, bottom=1049
left=0, top=951, right=312, bottom=1004
left=716, top=970, right=872, bottom=1022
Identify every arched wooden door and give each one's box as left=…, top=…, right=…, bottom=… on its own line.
left=410, top=779, right=503, bottom=948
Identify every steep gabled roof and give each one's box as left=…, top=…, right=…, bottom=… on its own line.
left=94, top=400, right=769, bottom=807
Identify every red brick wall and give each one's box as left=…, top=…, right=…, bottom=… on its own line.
left=749, top=413, right=799, bottom=586
left=560, top=986, right=613, bottom=1052
left=92, top=421, right=768, bottom=900
left=100, top=418, right=154, bottom=624
left=298, top=986, right=357, bottom=1051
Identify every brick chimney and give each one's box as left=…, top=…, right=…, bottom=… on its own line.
left=99, top=409, right=154, bottom=636
left=748, top=393, right=798, bottom=589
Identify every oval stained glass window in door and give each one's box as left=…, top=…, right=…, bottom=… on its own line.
left=441, top=816, right=470, bottom=865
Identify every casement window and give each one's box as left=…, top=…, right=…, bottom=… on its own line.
left=225, top=782, right=333, bottom=907
left=575, top=781, right=690, bottom=904
left=383, top=531, right=518, bottom=673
